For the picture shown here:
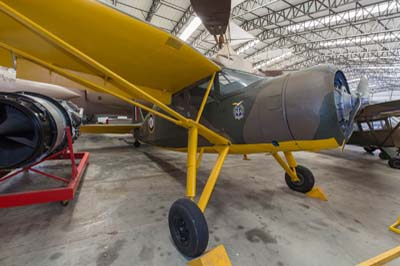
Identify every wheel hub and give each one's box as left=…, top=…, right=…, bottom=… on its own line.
left=173, top=217, right=190, bottom=246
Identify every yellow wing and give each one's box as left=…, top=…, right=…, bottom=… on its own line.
left=0, top=0, right=220, bottom=104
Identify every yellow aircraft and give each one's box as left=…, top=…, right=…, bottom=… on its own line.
left=0, top=0, right=360, bottom=258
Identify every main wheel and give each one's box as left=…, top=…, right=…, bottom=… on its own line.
left=285, top=165, right=315, bottom=193
left=364, top=146, right=377, bottom=153
left=379, top=151, right=390, bottom=160
left=168, top=198, right=208, bottom=258
left=388, top=158, right=400, bottom=169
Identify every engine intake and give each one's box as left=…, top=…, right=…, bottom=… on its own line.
left=0, top=92, right=81, bottom=170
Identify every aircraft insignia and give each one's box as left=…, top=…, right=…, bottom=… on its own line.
left=233, top=102, right=245, bottom=120
left=148, top=114, right=155, bottom=132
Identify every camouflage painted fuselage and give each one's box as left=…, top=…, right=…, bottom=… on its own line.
left=138, top=65, right=359, bottom=153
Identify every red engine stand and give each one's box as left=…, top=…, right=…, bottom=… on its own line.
left=0, top=128, right=89, bottom=208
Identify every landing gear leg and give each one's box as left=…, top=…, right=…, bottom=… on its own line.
left=272, top=151, right=315, bottom=193
left=168, top=126, right=229, bottom=258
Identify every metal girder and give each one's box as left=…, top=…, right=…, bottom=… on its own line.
left=171, top=5, right=194, bottom=36
left=276, top=53, right=400, bottom=71
left=245, top=2, right=400, bottom=59
left=226, top=0, right=359, bottom=57
left=231, top=0, right=278, bottom=18
left=252, top=23, right=400, bottom=68
left=190, top=29, right=209, bottom=47
left=293, top=30, right=400, bottom=52
left=240, top=0, right=357, bottom=32
left=145, top=0, right=161, bottom=22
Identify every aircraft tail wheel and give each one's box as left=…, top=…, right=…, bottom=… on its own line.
left=379, top=151, right=390, bottom=160
left=364, top=146, right=377, bottom=153
left=388, top=158, right=400, bottom=169
left=168, top=198, right=209, bottom=258
left=133, top=140, right=141, bottom=148
left=285, top=165, right=315, bottom=193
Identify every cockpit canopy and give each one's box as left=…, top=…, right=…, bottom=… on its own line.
left=181, top=68, right=264, bottom=104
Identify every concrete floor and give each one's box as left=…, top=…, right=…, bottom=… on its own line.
left=0, top=134, right=400, bottom=266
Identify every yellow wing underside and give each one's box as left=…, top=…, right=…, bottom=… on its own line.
left=0, top=0, right=220, bottom=104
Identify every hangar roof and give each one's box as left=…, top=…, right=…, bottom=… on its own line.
left=100, top=0, right=400, bottom=102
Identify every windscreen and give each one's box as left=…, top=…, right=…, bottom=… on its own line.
left=218, top=68, right=263, bottom=96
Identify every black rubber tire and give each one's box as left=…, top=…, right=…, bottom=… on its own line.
left=379, top=151, right=390, bottom=160
left=133, top=140, right=141, bottom=148
left=168, top=198, right=208, bottom=258
left=364, top=146, right=377, bottom=153
left=285, top=165, right=315, bottom=193
left=388, top=158, right=400, bottom=169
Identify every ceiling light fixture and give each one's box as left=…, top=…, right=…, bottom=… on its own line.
left=179, top=17, right=202, bottom=42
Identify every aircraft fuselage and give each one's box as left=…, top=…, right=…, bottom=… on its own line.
left=138, top=65, right=360, bottom=153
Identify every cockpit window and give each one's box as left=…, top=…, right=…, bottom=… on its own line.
left=218, top=68, right=263, bottom=96
left=390, top=116, right=399, bottom=126
left=371, top=120, right=387, bottom=130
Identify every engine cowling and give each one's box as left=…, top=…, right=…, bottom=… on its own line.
left=243, top=65, right=360, bottom=148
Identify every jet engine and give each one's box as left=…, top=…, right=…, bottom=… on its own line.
left=0, top=92, right=81, bottom=170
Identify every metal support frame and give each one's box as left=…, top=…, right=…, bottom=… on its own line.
left=272, top=152, right=300, bottom=182
left=196, top=148, right=205, bottom=169
left=0, top=127, right=89, bottom=208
